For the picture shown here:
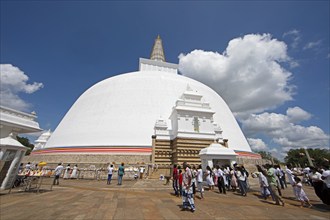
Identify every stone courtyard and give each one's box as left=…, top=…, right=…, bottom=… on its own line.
left=1, top=177, right=329, bottom=220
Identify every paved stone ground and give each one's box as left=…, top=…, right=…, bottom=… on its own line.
left=1, top=177, right=329, bottom=220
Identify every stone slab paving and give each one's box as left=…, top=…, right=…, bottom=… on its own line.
left=1, top=178, right=329, bottom=220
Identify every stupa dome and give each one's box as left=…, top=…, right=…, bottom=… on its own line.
left=31, top=36, right=256, bottom=165
left=44, top=70, right=251, bottom=153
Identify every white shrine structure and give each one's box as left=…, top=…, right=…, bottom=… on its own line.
left=29, top=35, right=261, bottom=167
left=33, top=130, right=52, bottom=151
left=199, top=142, right=238, bottom=171
left=0, top=105, right=42, bottom=190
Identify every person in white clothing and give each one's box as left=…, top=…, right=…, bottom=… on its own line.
left=216, top=165, right=226, bottom=194
left=294, top=177, right=312, bottom=208
left=53, top=163, right=64, bottom=185
left=107, top=164, right=114, bottom=185
left=205, top=166, right=214, bottom=191
left=223, top=167, right=230, bottom=190
left=191, top=165, right=197, bottom=197
left=236, top=166, right=248, bottom=196
left=70, top=164, right=78, bottom=179
left=321, top=169, right=330, bottom=188
left=181, top=162, right=195, bottom=212
left=63, top=164, right=71, bottom=179
left=213, top=167, right=218, bottom=187
left=196, top=165, right=204, bottom=199
left=285, top=164, right=298, bottom=199
left=308, top=167, right=324, bottom=204
left=256, top=166, right=270, bottom=199
left=139, top=166, right=145, bottom=179
left=25, top=162, right=31, bottom=170
left=321, top=167, right=330, bottom=205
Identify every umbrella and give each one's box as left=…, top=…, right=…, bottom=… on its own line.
left=38, top=161, right=47, bottom=166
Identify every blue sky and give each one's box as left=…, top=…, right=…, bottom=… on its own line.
left=1, top=1, right=329, bottom=160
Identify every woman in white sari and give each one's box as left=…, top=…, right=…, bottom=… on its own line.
left=205, top=166, right=214, bottom=190
left=63, top=164, right=71, bottom=179
left=70, top=164, right=78, bottom=179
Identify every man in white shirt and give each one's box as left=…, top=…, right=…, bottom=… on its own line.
left=285, top=164, right=298, bottom=199
left=275, top=166, right=285, bottom=189
left=107, top=164, right=114, bottom=185
left=139, top=166, right=145, bottom=179
left=216, top=165, right=226, bottom=194
left=25, top=162, right=31, bottom=170
left=308, top=167, right=323, bottom=202
left=321, top=169, right=330, bottom=188
left=181, top=162, right=195, bottom=212
left=321, top=167, right=330, bottom=205
left=53, top=163, right=64, bottom=185
left=196, top=165, right=204, bottom=199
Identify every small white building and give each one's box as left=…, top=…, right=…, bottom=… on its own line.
left=199, top=142, right=237, bottom=171
left=0, top=105, right=42, bottom=190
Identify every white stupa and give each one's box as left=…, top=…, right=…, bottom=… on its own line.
left=31, top=36, right=259, bottom=164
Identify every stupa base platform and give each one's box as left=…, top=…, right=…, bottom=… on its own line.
left=23, top=153, right=151, bottom=167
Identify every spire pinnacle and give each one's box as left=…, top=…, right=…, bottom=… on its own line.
left=150, top=35, right=166, bottom=62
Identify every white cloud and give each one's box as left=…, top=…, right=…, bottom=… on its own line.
left=241, top=108, right=329, bottom=150
left=286, top=106, right=312, bottom=123
left=288, top=59, right=299, bottom=68
left=179, top=33, right=295, bottom=117
left=247, top=138, right=268, bottom=151
left=178, top=33, right=328, bottom=161
left=242, top=112, right=288, bottom=135
left=0, top=64, right=43, bottom=111
left=283, top=29, right=301, bottom=49
left=303, top=40, right=322, bottom=50
left=268, top=148, right=288, bottom=162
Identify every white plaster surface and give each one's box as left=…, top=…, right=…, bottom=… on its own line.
left=46, top=70, right=251, bottom=152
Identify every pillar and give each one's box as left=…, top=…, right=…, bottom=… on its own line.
left=151, top=135, right=156, bottom=164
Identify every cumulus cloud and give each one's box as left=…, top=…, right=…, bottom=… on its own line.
left=247, top=138, right=268, bottom=151
left=286, top=106, right=312, bottom=123
left=179, top=33, right=295, bottom=117
left=0, top=64, right=43, bottom=111
left=241, top=108, right=329, bottom=150
left=178, top=33, right=328, bottom=161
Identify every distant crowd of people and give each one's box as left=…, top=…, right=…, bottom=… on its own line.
left=46, top=162, right=143, bottom=186
left=172, top=162, right=251, bottom=212
left=19, top=160, right=330, bottom=211
left=171, top=162, right=330, bottom=212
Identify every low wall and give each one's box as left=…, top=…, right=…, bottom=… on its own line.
left=23, top=154, right=151, bottom=165
left=22, top=154, right=270, bottom=179
left=236, top=157, right=270, bottom=173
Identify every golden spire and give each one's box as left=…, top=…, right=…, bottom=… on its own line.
left=150, top=35, right=166, bottom=62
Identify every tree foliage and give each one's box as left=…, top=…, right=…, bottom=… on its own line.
left=16, top=136, right=34, bottom=155
left=256, top=151, right=281, bottom=164
left=284, top=148, right=330, bottom=168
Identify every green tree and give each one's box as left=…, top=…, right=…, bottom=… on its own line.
left=284, top=148, right=330, bottom=167
left=16, top=136, right=34, bottom=155
left=256, top=151, right=281, bottom=164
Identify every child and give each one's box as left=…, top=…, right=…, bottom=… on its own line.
left=294, top=177, right=312, bottom=208
left=179, top=169, right=183, bottom=197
